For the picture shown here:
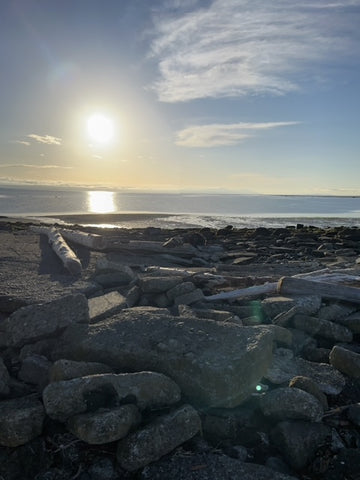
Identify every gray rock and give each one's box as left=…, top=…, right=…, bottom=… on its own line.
left=152, top=293, right=171, bottom=308
left=329, top=345, right=360, bottom=378
left=289, top=328, right=317, bottom=355
left=140, top=276, right=183, bottom=294
left=116, top=404, right=201, bottom=471
left=0, top=294, right=89, bottom=348
left=293, top=314, right=353, bottom=342
left=140, top=452, right=298, bottom=480
left=174, top=288, right=204, bottom=305
left=19, top=338, right=57, bottom=361
left=94, top=272, right=134, bottom=288
left=262, top=295, right=321, bottom=319
left=67, top=404, right=141, bottom=444
left=270, top=420, right=331, bottom=470
left=49, top=359, right=114, bottom=382
left=166, top=281, right=195, bottom=302
left=255, top=325, right=292, bottom=347
left=88, top=291, right=127, bottom=323
left=191, top=308, right=240, bottom=323
left=96, top=257, right=136, bottom=280
left=0, top=395, right=45, bottom=447
left=18, top=354, right=52, bottom=390
left=265, top=348, right=345, bottom=394
left=289, top=376, right=328, bottom=410
left=0, top=295, right=30, bottom=313
left=259, top=387, right=323, bottom=421
left=43, top=371, right=180, bottom=421
left=88, top=457, right=118, bottom=480
left=54, top=310, right=274, bottom=408
left=0, top=357, right=10, bottom=396
left=340, top=312, right=360, bottom=333
left=347, top=403, right=360, bottom=426
left=318, top=304, right=355, bottom=322
left=126, top=285, right=141, bottom=307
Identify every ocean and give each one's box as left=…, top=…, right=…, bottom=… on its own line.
left=1, top=185, right=360, bottom=229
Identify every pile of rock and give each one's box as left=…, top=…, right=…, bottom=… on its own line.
left=0, top=224, right=360, bottom=479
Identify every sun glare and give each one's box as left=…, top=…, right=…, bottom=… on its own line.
left=87, top=114, right=114, bottom=143
left=88, top=191, right=116, bottom=213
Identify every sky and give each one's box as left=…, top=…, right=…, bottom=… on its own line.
left=0, top=0, right=360, bottom=195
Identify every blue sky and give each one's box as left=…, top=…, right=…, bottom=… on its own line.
left=0, top=0, right=359, bottom=194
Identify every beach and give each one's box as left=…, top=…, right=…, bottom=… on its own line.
left=1, top=217, right=360, bottom=479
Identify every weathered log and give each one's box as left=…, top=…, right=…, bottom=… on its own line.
left=278, top=276, right=360, bottom=303
left=205, top=283, right=277, bottom=301
left=59, top=229, right=106, bottom=250
left=31, top=226, right=82, bottom=275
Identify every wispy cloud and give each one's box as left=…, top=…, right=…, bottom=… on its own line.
left=27, top=134, right=62, bottom=145
left=176, top=121, right=299, bottom=147
left=151, top=0, right=360, bottom=102
left=0, top=164, right=72, bottom=169
left=14, top=140, right=31, bottom=146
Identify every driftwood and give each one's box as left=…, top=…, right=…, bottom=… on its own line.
left=31, top=226, right=82, bottom=275
left=278, top=276, right=360, bottom=304
left=59, top=229, right=106, bottom=250
left=104, top=240, right=198, bottom=257
left=205, top=269, right=360, bottom=302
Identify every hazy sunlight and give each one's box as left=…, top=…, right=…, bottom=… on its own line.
left=87, top=190, right=116, bottom=213
left=87, top=114, right=114, bottom=144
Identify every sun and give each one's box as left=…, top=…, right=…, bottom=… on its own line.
left=87, top=114, right=114, bottom=143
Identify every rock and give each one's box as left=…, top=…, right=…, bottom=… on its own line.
left=256, top=325, right=293, bottom=348
left=202, top=414, right=238, bottom=442
left=191, top=308, right=240, bottom=323
left=152, top=293, right=171, bottom=308
left=347, top=403, right=360, bottom=426
left=43, top=371, right=181, bottom=422
left=302, top=346, right=331, bottom=363
left=0, top=395, right=45, bottom=447
left=139, top=276, right=183, bottom=294
left=96, top=257, right=136, bottom=280
left=173, top=288, right=204, bottom=305
left=88, top=291, right=127, bottom=323
left=126, top=285, right=141, bottom=307
left=259, top=387, right=324, bottom=421
left=324, top=448, right=360, bottom=480
left=289, top=328, right=317, bottom=355
left=49, top=359, right=114, bottom=382
left=87, top=457, right=118, bottom=480
left=262, top=295, right=321, bottom=319
left=270, top=420, right=331, bottom=470
left=0, top=295, right=30, bottom=313
left=273, top=306, right=297, bottom=327
left=0, top=294, right=89, bottom=348
left=265, top=348, right=345, bottom=394
left=329, top=345, right=360, bottom=378
left=318, top=304, right=355, bottom=322
left=54, top=310, right=274, bottom=408
left=18, top=354, right=52, bottom=390
left=166, top=281, right=196, bottom=302
left=293, top=314, right=353, bottom=343
left=140, top=452, right=298, bottom=480
left=116, top=404, right=201, bottom=471
left=19, top=338, right=57, bottom=361
left=94, top=272, right=134, bottom=288
left=289, top=375, right=328, bottom=410
left=339, top=312, right=360, bottom=334
left=0, top=356, right=10, bottom=396
left=67, top=404, right=141, bottom=444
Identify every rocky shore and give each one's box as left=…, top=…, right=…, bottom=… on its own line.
left=0, top=219, right=360, bottom=479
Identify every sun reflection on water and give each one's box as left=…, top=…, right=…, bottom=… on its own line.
left=87, top=191, right=116, bottom=213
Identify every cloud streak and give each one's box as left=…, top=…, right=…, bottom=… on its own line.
left=151, top=0, right=360, bottom=102
left=27, top=134, right=62, bottom=145
left=0, top=164, right=72, bottom=169
left=176, top=121, right=299, bottom=147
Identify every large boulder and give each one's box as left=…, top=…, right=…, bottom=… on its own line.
left=0, top=294, right=89, bottom=348
left=43, top=371, right=180, bottom=422
left=0, top=357, right=10, bottom=396
left=54, top=309, right=274, bottom=408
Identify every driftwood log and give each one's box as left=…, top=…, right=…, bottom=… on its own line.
left=31, top=226, right=82, bottom=275
left=59, top=229, right=106, bottom=250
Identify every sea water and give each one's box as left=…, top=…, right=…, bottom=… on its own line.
left=0, top=185, right=360, bottom=229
